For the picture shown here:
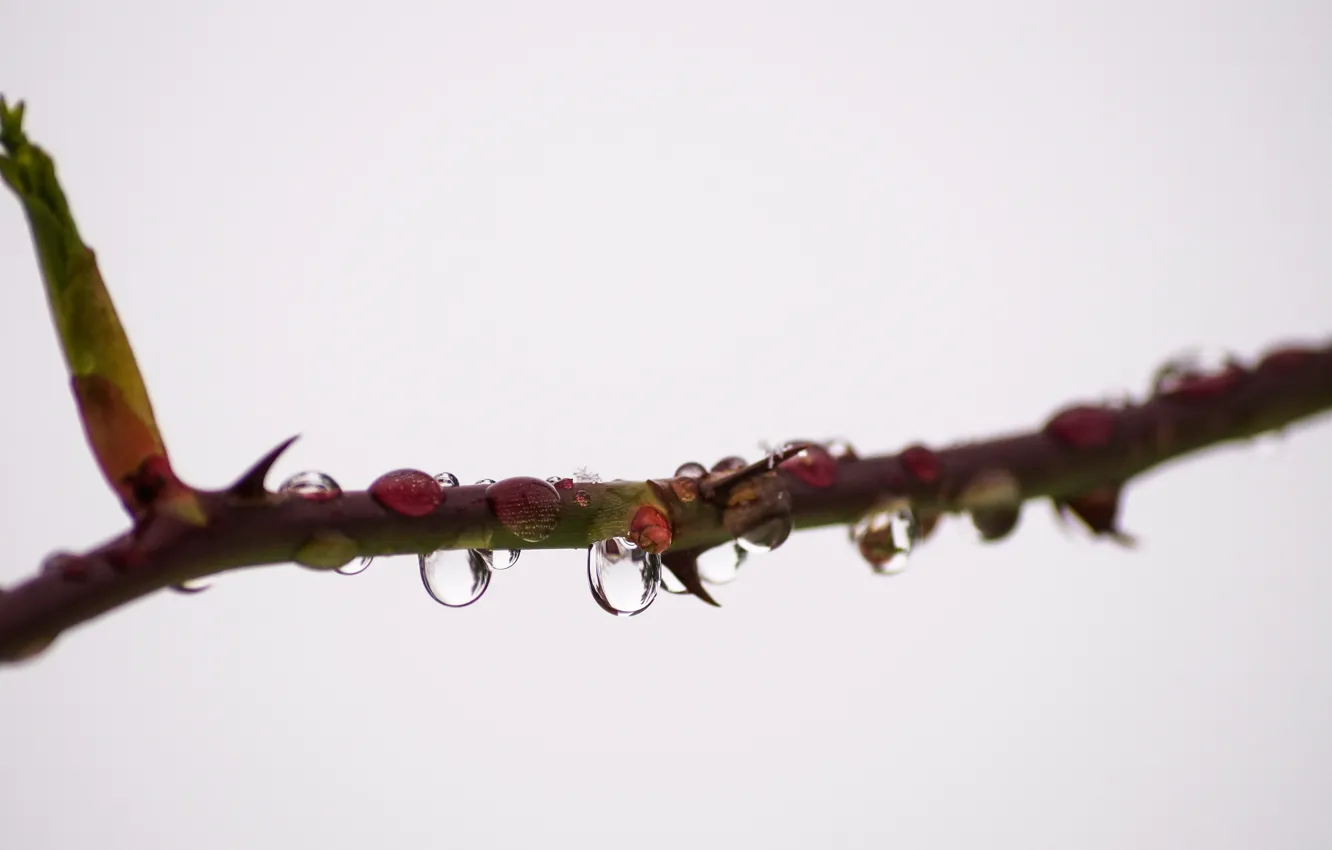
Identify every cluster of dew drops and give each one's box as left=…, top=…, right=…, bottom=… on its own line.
left=178, top=439, right=927, bottom=612
left=270, top=468, right=668, bottom=617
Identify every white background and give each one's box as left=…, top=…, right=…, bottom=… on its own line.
left=2, top=1, right=1331, bottom=847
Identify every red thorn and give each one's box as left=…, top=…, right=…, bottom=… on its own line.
left=1056, top=484, right=1135, bottom=545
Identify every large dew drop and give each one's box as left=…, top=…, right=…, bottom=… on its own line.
left=485, top=477, right=562, bottom=543
left=852, top=500, right=918, bottom=575
left=278, top=471, right=342, bottom=501
left=419, top=548, right=491, bottom=607
left=587, top=538, right=661, bottom=617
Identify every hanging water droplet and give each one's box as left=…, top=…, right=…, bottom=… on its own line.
left=474, top=548, right=521, bottom=571
left=697, top=543, right=747, bottom=584
left=419, top=548, right=491, bottom=607
left=660, top=565, right=688, bottom=594
left=737, top=516, right=793, bottom=554
left=294, top=530, right=359, bottom=570
left=435, top=472, right=460, bottom=487
left=278, top=471, right=342, bottom=501
left=337, top=556, right=373, bottom=576
left=171, top=577, right=211, bottom=594
left=852, top=500, right=918, bottom=575
left=587, top=538, right=661, bottom=617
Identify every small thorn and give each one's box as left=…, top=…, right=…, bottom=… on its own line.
left=700, top=443, right=813, bottom=501
left=227, top=435, right=301, bottom=499
left=662, top=552, right=722, bottom=607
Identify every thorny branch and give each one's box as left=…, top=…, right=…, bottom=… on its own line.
left=0, top=340, right=1329, bottom=662
left=2, top=97, right=1330, bottom=665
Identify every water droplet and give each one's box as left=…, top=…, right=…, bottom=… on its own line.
left=337, top=556, right=373, bottom=576
left=587, top=538, right=661, bottom=616
left=779, top=444, right=837, bottom=487
left=278, top=471, right=342, bottom=501
left=171, top=577, right=211, bottom=594
left=826, top=439, right=858, bottom=460
left=674, top=461, right=707, bottom=479
left=852, top=500, right=918, bottom=575
left=899, top=445, right=941, bottom=484
left=575, top=489, right=591, bottom=507
left=419, top=548, right=491, bottom=607
left=736, top=516, right=792, bottom=553
left=698, top=543, right=746, bottom=584
left=474, top=548, right=521, bottom=571
left=660, top=565, right=689, bottom=594
left=485, top=477, right=562, bottom=542
left=711, top=456, right=746, bottom=473
left=294, top=530, right=359, bottom=570
left=1151, top=347, right=1244, bottom=399
left=369, top=468, right=444, bottom=517
left=545, top=476, right=575, bottom=491
left=435, top=472, right=460, bottom=487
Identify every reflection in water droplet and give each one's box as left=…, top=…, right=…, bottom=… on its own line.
left=737, top=516, right=793, bottom=553
left=711, top=456, right=746, bottom=473
left=475, top=548, right=521, bottom=571
left=435, top=472, right=460, bottom=487
left=826, top=439, right=858, bottom=460
left=278, top=471, right=342, bottom=501
left=587, top=538, right=661, bottom=616
left=661, top=565, right=688, bottom=594
left=338, top=556, right=373, bottom=576
left=698, top=543, right=747, bottom=584
left=171, top=577, right=211, bottom=594
left=674, top=462, right=707, bottom=479
left=852, top=500, right=918, bottom=575
left=1151, top=347, right=1238, bottom=395
left=485, top=477, right=562, bottom=542
left=420, top=548, right=491, bottom=607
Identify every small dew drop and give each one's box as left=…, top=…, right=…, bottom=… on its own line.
left=435, top=472, right=461, bottom=487
left=171, top=577, right=211, bottom=594
left=338, top=557, right=373, bottom=576
left=278, top=471, right=342, bottom=501
left=674, top=462, right=707, bottom=479
left=853, top=500, right=918, bottom=575
left=575, top=489, right=591, bottom=507
left=587, top=538, right=661, bottom=617
left=419, top=549, right=491, bottom=607
left=697, top=543, right=746, bottom=585
left=711, top=456, right=746, bottom=474
left=1150, top=349, right=1241, bottom=397
left=826, top=439, right=858, bottom=460
left=474, top=548, right=521, bottom=571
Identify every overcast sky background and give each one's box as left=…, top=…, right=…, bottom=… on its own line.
left=3, top=1, right=1331, bottom=847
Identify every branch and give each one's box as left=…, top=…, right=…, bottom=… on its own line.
left=2, top=98, right=1330, bottom=664
left=0, top=341, right=1327, bottom=661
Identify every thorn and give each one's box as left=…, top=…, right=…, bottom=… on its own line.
left=700, top=442, right=813, bottom=501
left=662, top=552, right=722, bottom=607
left=227, top=435, right=300, bottom=499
